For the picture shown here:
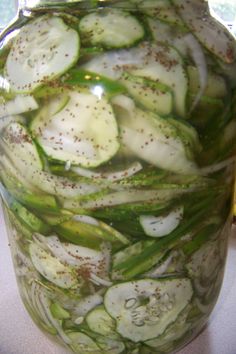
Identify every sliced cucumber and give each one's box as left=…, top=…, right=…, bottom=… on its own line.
left=146, top=17, right=188, bottom=57
left=1, top=122, right=43, bottom=175
left=0, top=183, right=50, bottom=235
left=81, top=46, right=146, bottom=80
left=86, top=305, right=117, bottom=337
left=33, top=233, right=107, bottom=273
left=189, top=95, right=224, bottom=130
left=0, top=126, right=100, bottom=199
left=104, top=278, right=193, bottom=342
left=166, top=117, right=201, bottom=160
left=72, top=188, right=186, bottom=210
left=96, top=338, right=125, bottom=354
left=68, top=332, right=101, bottom=353
left=55, top=216, right=129, bottom=250
left=128, top=43, right=188, bottom=117
left=139, top=206, right=184, bottom=238
left=112, top=240, right=155, bottom=269
left=0, top=160, right=58, bottom=211
left=185, top=240, right=221, bottom=282
left=6, top=208, right=32, bottom=240
left=5, top=15, right=80, bottom=92
left=50, top=302, right=71, bottom=320
left=29, top=242, right=79, bottom=289
left=187, top=66, right=227, bottom=98
left=79, top=8, right=144, bottom=48
left=31, top=90, right=120, bottom=167
left=112, top=243, right=168, bottom=280
left=173, top=0, right=236, bottom=63
left=0, top=114, right=26, bottom=133
left=145, top=306, right=191, bottom=348
left=144, top=250, right=184, bottom=278
left=112, top=97, right=198, bottom=174
left=136, top=0, right=184, bottom=26
left=119, top=72, right=173, bottom=116
left=0, top=95, right=39, bottom=119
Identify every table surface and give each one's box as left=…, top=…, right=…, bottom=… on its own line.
left=0, top=205, right=236, bottom=354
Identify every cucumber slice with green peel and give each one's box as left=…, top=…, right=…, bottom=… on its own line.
left=33, top=171, right=101, bottom=199
left=68, top=332, right=101, bottom=353
left=0, top=154, right=38, bottom=194
left=86, top=305, right=117, bottom=337
left=112, top=245, right=168, bottom=280
left=0, top=95, right=39, bottom=119
left=144, top=250, right=184, bottom=278
left=29, top=242, right=79, bottom=289
left=6, top=208, right=33, bottom=240
left=185, top=240, right=221, bottom=282
left=190, top=95, right=224, bottom=130
left=40, top=212, right=72, bottom=226
left=112, top=240, right=155, bottom=269
left=33, top=233, right=109, bottom=277
left=0, top=183, right=51, bottom=235
left=136, top=0, right=184, bottom=26
left=145, top=306, right=191, bottom=348
left=50, top=302, right=71, bottom=320
left=166, top=117, right=202, bottom=160
left=80, top=46, right=147, bottom=81
left=10, top=201, right=51, bottom=235
left=119, top=72, right=173, bottom=116
left=1, top=122, right=43, bottom=174
left=187, top=66, right=228, bottom=98
left=128, top=43, right=188, bottom=117
left=0, top=114, right=26, bottom=132
left=55, top=216, right=129, bottom=250
left=113, top=97, right=198, bottom=174
left=104, top=278, right=193, bottom=342
left=172, top=0, right=236, bottom=63
left=5, top=15, right=80, bottom=92
left=96, top=337, right=125, bottom=354
left=139, top=206, right=184, bottom=238
left=31, top=90, right=120, bottom=168
left=70, top=188, right=189, bottom=211
left=146, top=17, right=188, bottom=57
left=1, top=137, right=101, bottom=199
left=181, top=221, right=221, bottom=256
left=0, top=163, right=58, bottom=211
left=79, top=8, right=144, bottom=49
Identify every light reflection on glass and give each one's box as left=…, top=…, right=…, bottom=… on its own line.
left=91, top=85, right=104, bottom=99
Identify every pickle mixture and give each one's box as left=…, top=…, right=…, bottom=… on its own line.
left=0, top=0, right=236, bottom=353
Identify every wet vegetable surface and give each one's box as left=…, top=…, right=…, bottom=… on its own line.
left=0, top=1, right=236, bottom=353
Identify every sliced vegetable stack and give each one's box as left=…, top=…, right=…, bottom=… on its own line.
left=0, top=1, right=235, bottom=353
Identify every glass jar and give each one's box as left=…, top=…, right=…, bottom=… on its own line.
left=0, top=1, right=236, bottom=353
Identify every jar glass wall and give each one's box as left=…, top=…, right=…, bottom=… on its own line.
left=0, top=1, right=236, bottom=353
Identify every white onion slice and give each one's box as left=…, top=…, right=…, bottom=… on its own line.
left=139, top=206, right=184, bottom=237
left=72, top=214, right=99, bottom=226
left=72, top=161, right=142, bottom=182
left=90, top=273, right=113, bottom=287
left=184, top=34, right=208, bottom=111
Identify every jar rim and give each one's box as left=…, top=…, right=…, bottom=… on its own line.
left=19, top=0, right=138, bottom=10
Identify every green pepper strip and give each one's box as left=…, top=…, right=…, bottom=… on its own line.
left=64, top=69, right=126, bottom=96
left=0, top=182, right=51, bottom=235
left=114, top=194, right=217, bottom=278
